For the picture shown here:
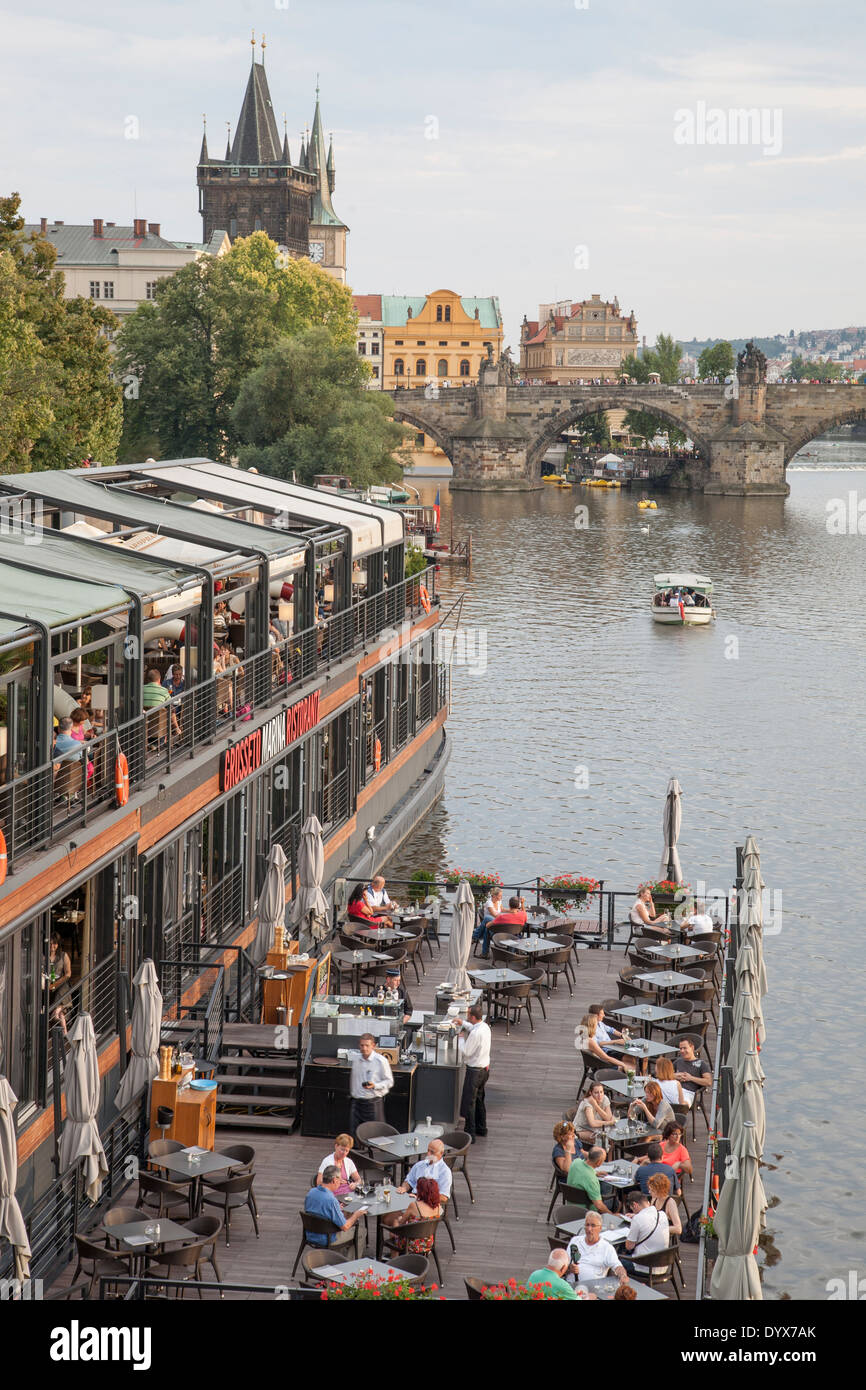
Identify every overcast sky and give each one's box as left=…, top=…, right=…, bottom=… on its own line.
left=3, top=0, right=864, bottom=348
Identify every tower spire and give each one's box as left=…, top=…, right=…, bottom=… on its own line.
left=250, top=28, right=256, bottom=63
left=199, top=114, right=209, bottom=163
left=281, top=112, right=290, bottom=164
left=308, top=83, right=343, bottom=227
left=261, top=33, right=266, bottom=63
left=225, top=122, right=232, bottom=161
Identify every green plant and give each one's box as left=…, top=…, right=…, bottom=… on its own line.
left=700, top=1214, right=717, bottom=1240
left=408, top=869, right=438, bottom=903
left=444, top=868, right=503, bottom=903
left=481, top=1279, right=559, bottom=1301
left=320, top=1270, right=441, bottom=1300
left=405, top=545, right=428, bottom=578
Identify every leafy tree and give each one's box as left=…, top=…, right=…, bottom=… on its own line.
left=697, top=341, right=735, bottom=381
left=645, top=333, right=682, bottom=384
left=0, top=192, right=121, bottom=471
left=620, top=353, right=650, bottom=383
left=232, top=329, right=408, bottom=486
left=116, top=232, right=358, bottom=462
left=789, top=355, right=842, bottom=383
left=573, top=412, right=611, bottom=448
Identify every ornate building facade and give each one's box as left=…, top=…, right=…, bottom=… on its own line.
left=519, top=293, right=638, bottom=382
left=197, top=38, right=347, bottom=283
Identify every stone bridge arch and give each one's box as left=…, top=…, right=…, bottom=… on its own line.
left=389, top=396, right=459, bottom=461
left=524, top=394, right=715, bottom=473
left=776, top=401, right=866, bottom=464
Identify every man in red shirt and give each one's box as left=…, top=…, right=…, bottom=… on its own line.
left=488, top=896, right=527, bottom=939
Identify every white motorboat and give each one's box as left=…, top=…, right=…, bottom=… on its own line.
left=651, top=572, right=715, bottom=625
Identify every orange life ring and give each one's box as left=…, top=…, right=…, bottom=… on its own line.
left=0, top=828, right=7, bottom=885
left=374, top=738, right=381, bottom=773
left=419, top=584, right=431, bottom=615
left=115, top=751, right=130, bottom=806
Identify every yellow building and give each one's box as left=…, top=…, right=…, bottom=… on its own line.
left=520, top=293, right=638, bottom=382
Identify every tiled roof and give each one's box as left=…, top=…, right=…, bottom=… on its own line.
left=24, top=223, right=182, bottom=265
left=353, top=295, right=382, bottom=321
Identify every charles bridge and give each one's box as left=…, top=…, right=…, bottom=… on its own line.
left=389, top=346, right=866, bottom=494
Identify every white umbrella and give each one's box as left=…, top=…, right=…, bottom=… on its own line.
left=448, top=881, right=475, bottom=995
left=253, top=843, right=288, bottom=963
left=291, top=815, right=330, bottom=943
left=729, top=1052, right=766, bottom=1151
left=733, top=983, right=765, bottom=1049
left=59, top=1014, right=108, bottom=1204
left=660, top=777, right=683, bottom=883
left=0, top=1077, right=30, bottom=1281
left=709, top=1120, right=766, bottom=1300
left=741, top=862, right=768, bottom=997
left=114, top=959, right=162, bottom=1111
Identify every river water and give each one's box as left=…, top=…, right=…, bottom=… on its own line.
left=388, top=442, right=866, bottom=1300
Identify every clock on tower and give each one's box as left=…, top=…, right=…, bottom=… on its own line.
left=308, top=241, right=324, bottom=263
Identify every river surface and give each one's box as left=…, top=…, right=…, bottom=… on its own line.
left=387, top=440, right=866, bottom=1300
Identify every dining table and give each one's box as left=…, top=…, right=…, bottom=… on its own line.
left=633, top=968, right=696, bottom=1001
left=332, top=947, right=391, bottom=994
left=102, top=1217, right=194, bottom=1278
left=368, top=1130, right=451, bottom=1179
left=577, top=1276, right=668, bottom=1301
left=316, top=1257, right=410, bottom=1286
left=150, top=1148, right=237, bottom=1214
left=601, top=1121, right=660, bottom=1157
left=607, top=1002, right=680, bottom=1039
left=603, top=1036, right=679, bottom=1069
left=644, top=942, right=711, bottom=963
left=498, top=935, right=559, bottom=956
left=341, top=1190, right=416, bottom=1258
left=555, top=1212, right=629, bottom=1243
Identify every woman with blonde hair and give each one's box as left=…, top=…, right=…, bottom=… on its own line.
left=575, top=1013, right=629, bottom=1074
left=316, top=1133, right=360, bottom=1196
left=654, top=1056, right=690, bottom=1109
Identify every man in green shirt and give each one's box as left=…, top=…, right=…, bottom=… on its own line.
left=143, top=667, right=181, bottom=743
left=526, top=1249, right=581, bottom=1300
left=567, top=1145, right=613, bottom=1213
left=142, top=668, right=171, bottom=709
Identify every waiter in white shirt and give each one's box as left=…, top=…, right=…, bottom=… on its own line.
left=349, top=1032, right=394, bottom=1134
left=454, top=1003, right=491, bottom=1140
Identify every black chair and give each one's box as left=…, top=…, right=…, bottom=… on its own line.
left=488, top=977, right=534, bottom=1034
left=211, top=1142, right=256, bottom=1175
left=552, top=1202, right=588, bottom=1231
left=546, top=1178, right=588, bottom=1223
left=71, top=1235, right=133, bottom=1299
left=441, top=1129, right=474, bottom=1214
left=576, top=1048, right=600, bottom=1099
left=145, top=1237, right=210, bottom=1299
left=464, top=1276, right=486, bottom=1300
left=148, top=1138, right=185, bottom=1164
left=519, top=965, right=548, bottom=1021
left=291, top=1211, right=359, bottom=1277
left=629, top=1244, right=680, bottom=1298
left=176, top=1214, right=224, bottom=1290
left=135, top=1170, right=194, bottom=1220
left=381, top=1218, right=443, bottom=1283
left=543, top=941, right=575, bottom=996
left=199, top=1171, right=260, bottom=1246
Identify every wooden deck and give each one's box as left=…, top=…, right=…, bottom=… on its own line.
left=53, top=933, right=711, bottom=1300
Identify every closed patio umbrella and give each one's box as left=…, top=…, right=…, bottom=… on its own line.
left=0, top=1077, right=30, bottom=1281
left=741, top=862, right=768, bottom=997
left=729, top=1052, right=766, bottom=1151
left=114, top=959, right=162, bottom=1111
left=253, top=843, right=288, bottom=964
left=59, top=1014, right=108, bottom=1204
left=709, top=1120, right=766, bottom=1300
left=449, top=881, right=475, bottom=995
left=733, top=983, right=765, bottom=1050
left=291, top=815, right=329, bottom=943
left=660, top=777, right=683, bottom=883
left=726, top=991, right=762, bottom=1078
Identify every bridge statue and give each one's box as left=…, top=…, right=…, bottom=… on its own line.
left=388, top=362, right=866, bottom=498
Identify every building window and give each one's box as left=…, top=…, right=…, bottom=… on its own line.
left=444, top=306, right=451, bottom=322
left=254, top=217, right=262, bottom=231
left=393, top=358, right=404, bottom=376
left=371, top=341, right=379, bottom=355
left=415, top=359, right=427, bottom=377
left=416, top=340, right=426, bottom=346
left=145, top=281, right=158, bottom=300
left=89, top=282, right=100, bottom=298
left=436, top=305, right=443, bottom=321
left=459, top=359, right=470, bottom=376
left=461, top=341, right=470, bottom=347
left=394, top=340, right=403, bottom=346
left=358, top=341, right=367, bottom=355
left=229, top=218, right=237, bottom=238
left=102, top=282, right=114, bottom=299
left=372, top=365, right=379, bottom=378
left=438, top=340, right=447, bottom=346
left=437, top=359, right=448, bottom=377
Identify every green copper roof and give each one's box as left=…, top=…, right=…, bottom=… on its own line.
left=308, top=94, right=345, bottom=228
left=380, top=295, right=502, bottom=328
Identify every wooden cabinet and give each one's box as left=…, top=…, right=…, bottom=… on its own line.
left=149, top=1078, right=216, bottom=1150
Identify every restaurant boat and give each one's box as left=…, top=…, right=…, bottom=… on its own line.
left=651, top=572, right=715, bottom=625
left=0, top=458, right=452, bottom=1269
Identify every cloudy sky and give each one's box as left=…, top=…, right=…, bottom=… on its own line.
left=3, top=0, right=864, bottom=348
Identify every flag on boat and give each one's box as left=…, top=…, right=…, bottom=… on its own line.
left=433, top=489, right=441, bottom=531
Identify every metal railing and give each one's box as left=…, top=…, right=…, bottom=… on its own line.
left=295, top=964, right=320, bottom=1134
left=158, top=958, right=225, bottom=1068
left=0, top=564, right=440, bottom=876
left=102, top=1275, right=321, bottom=1301
left=42, top=952, right=121, bottom=1104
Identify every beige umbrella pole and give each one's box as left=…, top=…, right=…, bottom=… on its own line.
left=253, top=843, right=288, bottom=964
left=448, top=881, right=475, bottom=995
left=0, top=1077, right=31, bottom=1281
left=660, top=777, right=683, bottom=883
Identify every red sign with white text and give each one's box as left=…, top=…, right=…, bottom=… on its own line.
left=220, top=690, right=320, bottom=792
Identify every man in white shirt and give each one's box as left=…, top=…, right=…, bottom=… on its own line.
left=364, top=876, right=397, bottom=915
left=567, top=1212, right=628, bottom=1284
left=398, top=1140, right=453, bottom=1204
left=348, top=1033, right=394, bottom=1134
left=620, top=1192, right=670, bottom=1275
left=682, top=900, right=714, bottom=936
left=454, top=1003, right=491, bottom=1139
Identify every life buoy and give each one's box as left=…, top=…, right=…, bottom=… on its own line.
left=419, top=584, right=431, bottom=615
left=374, top=738, right=381, bottom=773
left=115, top=751, right=130, bottom=806
left=0, top=828, right=7, bottom=885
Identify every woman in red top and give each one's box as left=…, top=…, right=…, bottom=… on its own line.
left=347, top=883, right=392, bottom=928
left=660, top=1121, right=692, bottom=1179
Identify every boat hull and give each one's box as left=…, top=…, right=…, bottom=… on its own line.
left=651, top=607, right=714, bottom=626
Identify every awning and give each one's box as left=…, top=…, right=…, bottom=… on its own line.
left=0, top=561, right=130, bottom=629
left=0, top=528, right=201, bottom=603
left=141, top=461, right=405, bottom=556
left=0, top=471, right=307, bottom=570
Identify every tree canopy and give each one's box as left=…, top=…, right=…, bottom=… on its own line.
left=0, top=192, right=122, bottom=473
left=697, top=341, right=735, bottom=381
left=789, top=355, right=843, bottom=382
left=232, top=329, right=409, bottom=486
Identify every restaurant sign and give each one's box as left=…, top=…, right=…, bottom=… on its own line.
left=220, top=690, right=320, bottom=792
